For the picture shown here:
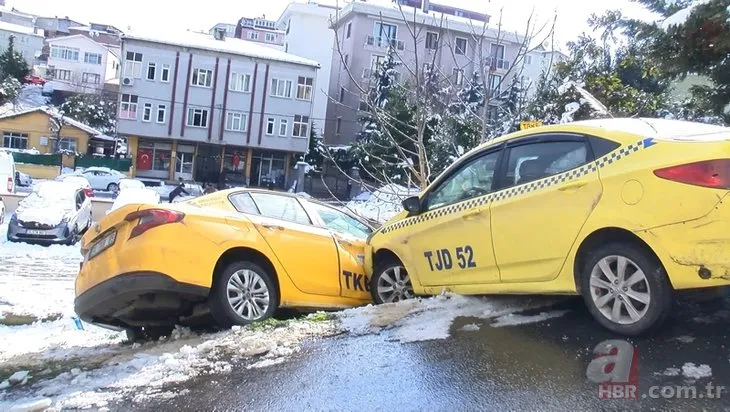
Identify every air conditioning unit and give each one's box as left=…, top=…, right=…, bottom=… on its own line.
left=122, top=77, right=134, bottom=86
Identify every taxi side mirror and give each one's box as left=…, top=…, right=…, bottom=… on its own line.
left=402, top=196, right=421, bottom=214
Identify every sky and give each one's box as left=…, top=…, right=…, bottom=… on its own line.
left=6, top=0, right=657, bottom=47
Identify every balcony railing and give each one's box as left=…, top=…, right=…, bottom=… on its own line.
left=366, top=35, right=405, bottom=51
left=487, top=57, right=510, bottom=71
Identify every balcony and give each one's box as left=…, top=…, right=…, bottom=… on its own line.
left=365, top=35, right=405, bottom=51
left=487, top=57, right=510, bottom=71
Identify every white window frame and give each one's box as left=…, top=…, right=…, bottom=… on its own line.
left=296, top=76, right=313, bottom=100
left=83, top=52, right=102, bottom=64
left=2, top=132, right=28, bottom=149
left=119, top=94, right=138, bottom=120
left=156, top=104, right=167, bottom=124
left=50, top=45, right=79, bottom=61
left=293, top=115, right=309, bottom=138
left=146, top=62, right=156, bottom=81
left=270, top=78, right=292, bottom=98
left=191, top=68, right=213, bottom=87
left=453, top=68, right=464, bottom=86
left=229, top=72, right=251, bottom=92
left=525, top=54, right=533, bottom=65
left=336, top=117, right=342, bottom=135
left=225, top=112, right=247, bottom=132
left=55, top=69, right=72, bottom=81
left=57, top=137, right=77, bottom=152
left=249, top=32, right=259, bottom=41
left=265, top=32, right=276, bottom=42
left=124, top=51, right=143, bottom=78
left=186, top=108, right=209, bottom=128
left=161, top=64, right=170, bottom=82
left=142, top=103, right=152, bottom=122
left=82, top=72, right=100, bottom=84
left=455, top=37, right=467, bottom=55
left=266, top=117, right=275, bottom=135
left=278, top=119, right=288, bottom=137
left=425, top=31, right=439, bottom=50
left=489, top=74, right=502, bottom=95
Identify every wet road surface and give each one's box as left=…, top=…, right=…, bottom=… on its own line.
left=128, top=293, right=730, bottom=411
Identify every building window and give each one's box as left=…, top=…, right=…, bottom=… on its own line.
left=191, top=68, right=213, bottom=87
left=176, top=150, right=194, bottom=174
left=266, top=117, right=275, bottom=135
left=57, top=137, right=77, bottom=152
left=84, top=52, right=102, bottom=64
left=293, top=115, right=309, bottom=138
left=339, top=86, right=345, bottom=102
left=525, top=54, right=533, bottom=65
left=336, top=117, right=342, bottom=134
left=2, top=132, right=27, bottom=149
left=296, top=76, right=313, bottom=100
left=425, top=32, right=439, bottom=50
left=161, top=64, right=170, bottom=82
left=265, top=32, right=276, bottom=42
left=270, top=78, right=292, bottom=98
left=453, top=68, right=464, bottom=86
left=186, top=108, right=209, bottom=127
left=119, top=94, right=138, bottom=119
left=146, top=62, right=156, bottom=80
left=124, top=51, right=143, bottom=78
left=374, top=22, right=398, bottom=42
left=248, top=32, right=259, bottom=41
left=455, top=37, right=467, bottom=55
left=156, top=104, right=167, bottom=123
left=225, top=112, right=247, bottom=131
left=50, top=45, right=79, bottom=61
left=489, top=74, right=502, bottom=96
left=54, top=69, right=72, bottom=81
left=229, top=72, right=251, bottom=92
left=142, top=103, right=152, bottom=122
left=138, top=142, right=172, bottom=172
left=82, top=72, right=100, bottom=84
left=278, top=119, right=288, bottom=136
left=346, top=22, right=352, bottom=39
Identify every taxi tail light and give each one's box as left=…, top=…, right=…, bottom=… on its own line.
left=125, top=209, right=185, bottom=239
left=654, top=159, right=730, bottom=189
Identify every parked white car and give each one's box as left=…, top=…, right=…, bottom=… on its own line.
left=62, top=167, right=124, bottom=192
left=0, top=151, right=16, bottom=194
left=7, top=180, right=93, bottom=244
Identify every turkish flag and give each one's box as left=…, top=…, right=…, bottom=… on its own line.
left=232, top=153, right=241, bottom=169
left=137, top=149, right=152, bottom=170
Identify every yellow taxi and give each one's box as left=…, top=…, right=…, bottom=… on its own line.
left=74, top=189, right=374, bottom=340
left=365, top=118, right=730, bottom=336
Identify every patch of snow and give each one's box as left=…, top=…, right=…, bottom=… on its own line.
left=459, top=323, right=480, bottom=332
left=109, top=188, right=160, bottom=212
left=14, top=182, right=78, bottom=227
left=490, top=310, right=570, bottom=327
left=247, top=357, right=286, bottom=369
left=338, top=294, right=563, bottom=343
left=661, top=0, right=711, bottom=29
left=7, top=371, right=30, bottom=385
left=661, top=367, right=681, bottom=377
left=346, top=183, right=419, bottom=223
left=7, top=397, right=51, bottom=412
left=681, top=363, right=712, bottom=380
left=670, top=335, right=696, bottom=344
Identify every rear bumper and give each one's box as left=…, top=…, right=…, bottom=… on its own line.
left=7, top=221, right=73, bottom=244
left=74, top=271, right=209, bottom=328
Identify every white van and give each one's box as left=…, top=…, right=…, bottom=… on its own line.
left=0, top=151, right=16, bottom=195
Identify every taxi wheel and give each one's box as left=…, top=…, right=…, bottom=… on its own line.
left=65, top=225, right=79, bottom=246
left=580, top=243, right=673, bottom=336
left=370, top=260, right=414, bottom=304
left=209, top=261, right=279, bottom=327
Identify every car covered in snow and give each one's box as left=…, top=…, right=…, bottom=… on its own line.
left=59, top=167, right=124, bottom=192
left=74, top=188, right=375, bottom=340
left=365, top=118, right=730, bottom=337
left=57, top=175, right=94, bottom=198
left=109, top=187, right=160, bottom=213
left=7, top=180, right=93, bottom=244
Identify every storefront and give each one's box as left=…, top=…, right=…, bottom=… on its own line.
left=222, top=146, right=247, bottom=187
left=250, top=150, right=287, bottom=189
left=174, top=144, right=195, bottom=180
left=194, top=143, right=222, bottom=185
left=136, top=140, right=172, bottom=179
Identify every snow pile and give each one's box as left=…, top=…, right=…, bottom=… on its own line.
left=14, top=182, right=77, bottom=226
left=118, top=178, right=146, bottom=190
left=338, top=294, right=563, bottom=343
left=681, top=363, right=712, bottom=380
left=346, top=183, right=419, bottom=223
left=0, top=319, right=339, bottom=410
left=109, top=188, right=160, bottom=212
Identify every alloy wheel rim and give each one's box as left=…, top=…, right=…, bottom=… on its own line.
left=377, top=265, right=414, bottom=303
left=589, top=255, right=651, bottom=325
left=226, top=269, right=270, bottom=320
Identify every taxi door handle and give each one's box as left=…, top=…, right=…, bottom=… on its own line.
left=558, top=181, right=587, bottom=192
left=262, top=224, right=285, bottom=231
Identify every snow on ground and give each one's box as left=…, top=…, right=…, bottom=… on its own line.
left=681, top=363, right=712, bottom=380
left=338, top=294, right=565, bottom=343
left=490, top=310, right=570, bottom=327
left=346, top=183, right=419, bottom=223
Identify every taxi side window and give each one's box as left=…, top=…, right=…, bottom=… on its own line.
left=425, top=150, right=500, bottom=211
left=250, top=193, right=312, bottom=225
left=310, top=203, right=372, bottom=239
left=505, top=140, right=588, bottom=186
left=229, top=192, right=260, bottom=215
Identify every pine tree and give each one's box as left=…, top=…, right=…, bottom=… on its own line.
left=297, top=125, right=324, bottom=174
left=0, top=35, right=30, bottom=83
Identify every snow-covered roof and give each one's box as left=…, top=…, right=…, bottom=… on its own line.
left=333, top=0, right=524, bottom=41
left=123, top=29, right=320, bottom=68
left=0, top=106, right=107, bottom=138
left=46, top=34, right=117, bottom=50
left=0, top=21, right=42, bottom=37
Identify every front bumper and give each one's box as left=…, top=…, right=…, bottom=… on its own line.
left=7, top=221, right=73, bottom=244
left=74, top=271, right=209, bottom=329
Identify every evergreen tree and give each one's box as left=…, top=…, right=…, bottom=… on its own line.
left=297, top=125, right=324, bottom=174
left=0, top=36, right=30, bottom=83
left=60, top=92, right=117, bottom=133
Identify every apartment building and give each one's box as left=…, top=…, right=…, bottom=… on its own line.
left=0, top=5, right=35, bottom=28
left=35, top=16, right=83, bottom=39
left=324, top=0, right=525, bottom=145
left=45, top=35, right=120, bottom=93
left=277, top=1, right=339, bottom=136
left=234, top=16, right=285, bottom=50
left=117, top=29, right=319, bottom=188
left=0, top=21, right=43, bottom=65
left=521, top=44, right=569, bottom=97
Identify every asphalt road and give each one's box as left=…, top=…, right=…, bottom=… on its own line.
left=124, top=292, right=730, bottom=411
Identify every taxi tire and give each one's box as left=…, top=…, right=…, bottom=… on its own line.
left=370, top=259, right=408, bottom=304
left=209, top=261, right=279, bottom=328
left=580, top=242, right=673, bottom=337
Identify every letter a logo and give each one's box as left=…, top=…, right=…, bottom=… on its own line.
left=586, top=340, right=635, bottom=384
